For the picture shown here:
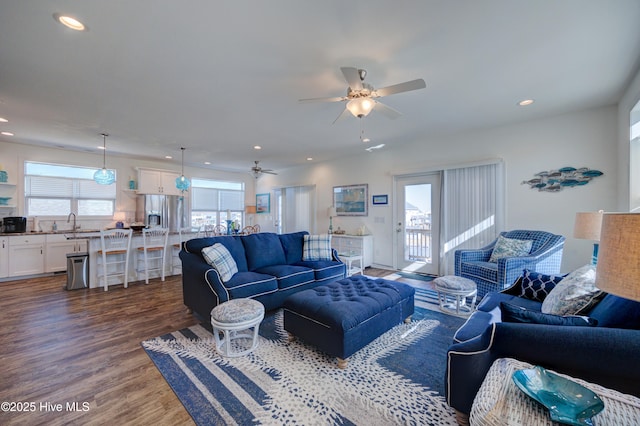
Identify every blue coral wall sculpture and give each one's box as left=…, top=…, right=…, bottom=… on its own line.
left=522, top=167, right=603, bottom=192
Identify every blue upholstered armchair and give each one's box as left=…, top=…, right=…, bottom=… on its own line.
left=454, top=230, right=565, bottom=298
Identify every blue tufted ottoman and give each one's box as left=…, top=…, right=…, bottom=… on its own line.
left=283, top=275, right=415, bottom=368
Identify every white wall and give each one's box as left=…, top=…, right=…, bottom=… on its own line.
left=0, top=141, right=255, bottom=230
left=619, top=65, right=640, bottom=211
left=257, top=105, right=619, bottom=273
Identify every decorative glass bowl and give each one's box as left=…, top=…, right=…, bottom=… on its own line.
left=0, top=197, right=11, bottom=205
left=513, top=366, right=604, bottom=426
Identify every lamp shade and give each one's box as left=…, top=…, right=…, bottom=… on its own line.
left=245, top=205, right=256, bottom=214
left=346, top=98, right=375, bottom=118
left=328, top=206, right=337, bottom=217
left=595, top=213, right=640, bottom=301
left=113, top=212, right=126, bottom=221
left=573, top=211, right=603, bottom=241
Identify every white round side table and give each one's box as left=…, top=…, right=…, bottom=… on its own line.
left=434, top=275, right=477, bottom=317
left=210, top=298, right=265, bottom=357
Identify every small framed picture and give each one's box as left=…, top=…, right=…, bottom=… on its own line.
left=256, top=193, right=270, bottom=214
left=372, top=194, right=388, bottom=205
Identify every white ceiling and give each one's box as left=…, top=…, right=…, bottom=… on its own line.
left=1, top=1, right=639, bottom=174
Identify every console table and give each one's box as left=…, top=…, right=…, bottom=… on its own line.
left=330, top=234, right=373, bottom=268
left=471, top=358, right=640, bottom=426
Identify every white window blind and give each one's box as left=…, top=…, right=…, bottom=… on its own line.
left=191, top=188, right=244, bottom=211
left=24, top=161, right=117, bottom=216
left=25, top=176, right=116, bottom=199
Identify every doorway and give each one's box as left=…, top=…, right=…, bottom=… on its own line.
left=394, top=173, right=441, bottom=275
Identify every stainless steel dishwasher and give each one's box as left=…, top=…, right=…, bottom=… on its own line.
left=66, top=252, right=89, bottom=290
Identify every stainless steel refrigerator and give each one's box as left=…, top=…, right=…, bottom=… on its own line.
left=136, top=194, right=189, bottom=232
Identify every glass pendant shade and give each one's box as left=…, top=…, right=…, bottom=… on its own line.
left=94, top=168, right=115, bottom=185
left=176, top=147, right=190, bottom=192
left=94, top=133, right=115, bottom=185
left=176, top=175, right=190, bottom=191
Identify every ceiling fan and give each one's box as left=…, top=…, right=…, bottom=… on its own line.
left=299, top=67, right=426, bottom=123
left=251, top=160, right=277, bottom=178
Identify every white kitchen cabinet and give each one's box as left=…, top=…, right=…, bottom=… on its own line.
left=9, top=234, right=45, bottom=277
left=137, top=169, right=181, bottom=195
left=0, top=237, right=8, bottom=278
left=331, top=234, right=374, bottom=268
left=45, top=234, right=88, bottom=273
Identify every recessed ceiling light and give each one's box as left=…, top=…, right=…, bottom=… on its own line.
left=0, top=117, right=7, bottom=123
left=254, top=145, right=262, bottom=150
left=306, top=157, right=313, bottom=161
left=518, top=99, right=534, bottom=106
left=204, top=161, right=211, bottom=165
left=361, top=138, right=371, bottom=143
left=165, top=155, right=172, bottom=159
left=53, top=13, right=87, bottom=31
left=2, top=131, right=14, bottom=136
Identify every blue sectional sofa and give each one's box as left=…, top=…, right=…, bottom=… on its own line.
left=179, top=231, right=346, bottom=323
left=445, top=274, right=640, bottom=420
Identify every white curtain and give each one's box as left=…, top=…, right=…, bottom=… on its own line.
left=276, top=185, right=316, bottom=234
left=440, top=162, right=504, bottom=275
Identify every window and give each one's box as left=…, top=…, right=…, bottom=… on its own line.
left=191, top=178, right=245, bottom=228
left=24, top=161, right=116, bottom=216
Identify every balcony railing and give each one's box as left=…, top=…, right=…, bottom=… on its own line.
left=405, top=227, right=431, bottom=262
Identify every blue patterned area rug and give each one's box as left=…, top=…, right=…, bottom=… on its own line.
left=142, top=307, right=464, bottom=425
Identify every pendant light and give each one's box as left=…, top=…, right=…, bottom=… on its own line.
left=93, top=133, right=115, bottom=185
left=175, top=147, right=190, bottom=192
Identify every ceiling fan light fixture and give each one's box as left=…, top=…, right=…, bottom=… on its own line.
left=175, top=147, right=191, bottom=192
left=93, top=133, right=115, bottom=185
left=347, top=98, right=375, bottom=118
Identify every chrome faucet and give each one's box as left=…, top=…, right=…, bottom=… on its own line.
left=67, top=212, right=78, bottom=231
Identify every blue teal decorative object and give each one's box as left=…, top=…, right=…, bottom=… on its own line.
left=175, top=175, right=190, bottom=192
left=176, top=147, right=190, bottom=192
left=93, top=168, right=115, bottom=185
left=94, top=133, right=115, bottom=185
left=522, top=167, right=603, bottom=192
left=0, top=170, right=7, bottom=182
left=513, top=366, right=604, bottom=425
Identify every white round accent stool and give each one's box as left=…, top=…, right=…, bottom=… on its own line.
left=210, top=298, right=265, bottom=357
left=434, top=275, right=477, bottom=317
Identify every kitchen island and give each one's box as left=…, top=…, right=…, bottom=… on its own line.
left=0, top=229, right=182, bottom=287
left=71, top=230, right=182, bottom=289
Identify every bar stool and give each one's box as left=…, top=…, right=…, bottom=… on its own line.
left=172, top=226, right=199, bottom=275
left=136, top=227, right=169, bottom=284
left=97, top=229, right=133, bottom=291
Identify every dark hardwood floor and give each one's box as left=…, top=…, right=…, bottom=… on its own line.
left=0, top=267, right=428, bottom=425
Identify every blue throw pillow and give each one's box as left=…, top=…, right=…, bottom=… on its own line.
left=519, top=269, right=566, bottom=302
left=500, top=302, right=598, bottom=326
left=588, top=294, right=640, bottom=329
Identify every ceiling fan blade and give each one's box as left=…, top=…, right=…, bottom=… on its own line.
left=373, top=101, right=402, bottom=119
left=262, top=170, right=277, bottom=175
left=332, top=107, right=352, bottom=124
left=340, top=67, right=363, bottom=91
left=299, top=96, right=347, bottom=103
left=373, top=79, right=426, bottom=97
